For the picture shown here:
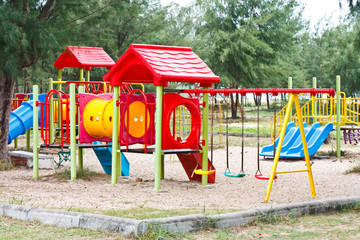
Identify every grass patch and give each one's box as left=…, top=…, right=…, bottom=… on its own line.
left=189, top=209, right=360, bottom=239
left=103, top=207, right=239, bottom=220
left=7, top=196, right=25, bottom=205
left=0, top=216, right=123, bottom=239
left=326, top=148, right=346, bottom=156
left=45, top=168, right=107, bottom=181
left=0, top=161, right=14, bottom=171
left=135, top=224, right=180, bottom=240
left=66, top=207, right=240, bottom=220
left=213, top=125, right=270, bottom=135
left=345, top=165, right=360, bottom=174
left=250, top=212, right=297, bottom=226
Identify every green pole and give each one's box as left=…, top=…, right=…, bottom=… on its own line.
left=336, top=75, right=341, bottom=158
left=161, top=153, right=165, bottom=180
left=58, top=69, right=62, bottom=91
left=70, top=83, right=77, bottom=180
left=49, top=78, right=54, bottom=143
left=78, top=86, right=84, bottom=170
left=288, top=77, right=293, bottom=116
left=154, top=85, right=163, bottom=190
left=26, top=129, right=30, bottom=152
left=111, top=86, right=120, bottom=184
left=86, top=70, right=90, bottom=82
left=80, top=69, right=84, bottom=82
left=202, top=89, right=209, bottom=185
left=33, top=85, right=39, bottom=178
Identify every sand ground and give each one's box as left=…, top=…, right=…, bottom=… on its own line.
left=1, top=138, right=360, bottom=213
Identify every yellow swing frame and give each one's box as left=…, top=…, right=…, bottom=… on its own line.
left=264, top=93, right=316, bottom=202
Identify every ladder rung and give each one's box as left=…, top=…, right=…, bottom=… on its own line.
left=275, top=169, right=309, bottom=174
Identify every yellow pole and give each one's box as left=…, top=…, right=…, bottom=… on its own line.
left=264, top=94, right=294, bottom=202
left=86, top=70, right=90, bottom=82
left=294, top=94, right=316, bottom=197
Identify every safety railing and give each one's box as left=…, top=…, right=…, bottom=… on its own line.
left=270, top=92, right=359, bottom=142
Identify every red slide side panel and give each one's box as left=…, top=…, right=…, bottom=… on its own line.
left=177, top=153, right=215, bottom=184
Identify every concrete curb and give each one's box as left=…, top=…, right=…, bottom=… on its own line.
left=1, top=196, right=360, bottom=236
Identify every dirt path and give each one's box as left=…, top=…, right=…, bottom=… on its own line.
left=1, top=140, right=360, bottom=213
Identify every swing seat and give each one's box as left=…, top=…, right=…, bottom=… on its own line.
left=194, top=169, right=216, bottom=175
left=224, top=172, right=245, bottom=178
left=255, top=174, right=277, bottom=180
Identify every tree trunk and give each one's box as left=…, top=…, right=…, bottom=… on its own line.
left=0, top=73, right=15, bottom=162
left=230, top=93, right=237, bottom=118
left=266, top=93, right=270, bottom=111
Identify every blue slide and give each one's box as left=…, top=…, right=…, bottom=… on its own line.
left=260, top=122, right=333, bottom=159
left=8, top=94, right=47, bottom=144
left=260, top=122, right=306, bottom=157
left=92, top=142, right=130, bottom=176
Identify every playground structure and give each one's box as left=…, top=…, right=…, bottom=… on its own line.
left=271, top=77, right=360, bottom=155
left=8, top=44, right=338, bottom=202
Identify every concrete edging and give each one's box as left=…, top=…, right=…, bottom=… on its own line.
left=1, top=196, right=360, bottom=236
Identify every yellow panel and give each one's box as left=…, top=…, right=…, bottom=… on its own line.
left=103, top=99, right=120, bottom=138
left=124, top=101, right=151, bottom=138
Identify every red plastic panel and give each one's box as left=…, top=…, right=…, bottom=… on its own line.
left=177, top=152, right=215, bottom=183
left=162, top=93, right=201, bottom=150
left=54, top=46, right=115, bottom=70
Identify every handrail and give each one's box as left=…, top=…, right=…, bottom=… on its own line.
left=270, top=92, right=358, bottom=142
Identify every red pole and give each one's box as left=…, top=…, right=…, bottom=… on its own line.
left=181, top=88, right=335, bottom=97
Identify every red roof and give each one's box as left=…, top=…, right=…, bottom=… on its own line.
left=103, top=44, right=220, bottom=87
left=53, top=46, right=115, bottom=70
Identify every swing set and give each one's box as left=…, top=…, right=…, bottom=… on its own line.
left=220, top=92, right=275, bottom=179
left=181, top=88, right=335, bottom=202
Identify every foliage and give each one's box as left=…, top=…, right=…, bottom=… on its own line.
left=0, top=161, right=13, bottom=171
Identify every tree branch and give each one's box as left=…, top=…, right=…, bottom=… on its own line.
left=67, top=1, right=113, bottom=24
left=39, top=0, right=56, bottom=22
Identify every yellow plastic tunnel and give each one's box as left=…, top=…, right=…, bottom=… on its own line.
left=82, top=98, right=117, bottom=138
left=53, top=99, right=77, bottom=123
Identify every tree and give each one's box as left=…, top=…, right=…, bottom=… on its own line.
left=0, top=0, right=115, bottom=162
left=195, top=0, right=305, bottom=117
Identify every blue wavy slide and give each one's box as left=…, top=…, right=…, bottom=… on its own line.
left=260, top=122, right=333, bottom=159
left=92, top=142, right=129, bottom=176
left=8, top=94, right=47, bottom=144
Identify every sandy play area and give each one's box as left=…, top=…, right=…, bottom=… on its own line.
left=1, top=138, right=360, bottom=214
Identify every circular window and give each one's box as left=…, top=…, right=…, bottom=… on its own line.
left=169, top=105, right=193, bottom=143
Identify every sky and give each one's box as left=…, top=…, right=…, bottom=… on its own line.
left=160, top=0, right=350, bottom=32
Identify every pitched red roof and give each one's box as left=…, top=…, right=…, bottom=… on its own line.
left=53, top=46, right=115, bottom=70
left=103, top=44, right=220, bottom=87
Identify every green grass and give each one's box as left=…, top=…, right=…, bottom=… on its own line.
left=44, top=168, right=108, bottom=181
left=0, top=161, right=13, bottom=171
left=345, top=165, right=360, bottom=174
left=187, top=208, right=360, bottom=240
left=220, top=125, right=270, bottom=135
left=2, top=206, right=360, bottom=239
left=0, top=216, right=124, bottom=240
left=68, top=207, right=240, bottom=220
